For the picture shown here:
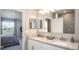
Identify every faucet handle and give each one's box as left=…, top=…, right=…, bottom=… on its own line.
left=60, top=36, right=63, bottom=40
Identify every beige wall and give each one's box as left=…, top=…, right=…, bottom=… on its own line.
left=22, top=9, right=39, bottom=49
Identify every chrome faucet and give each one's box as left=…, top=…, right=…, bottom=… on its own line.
left=70, top=36, right=75, bottom=43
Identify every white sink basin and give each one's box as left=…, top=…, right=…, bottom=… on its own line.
left=49, top=39, right=68, bottom=46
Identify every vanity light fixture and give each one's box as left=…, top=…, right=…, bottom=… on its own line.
left=55, top=9, right=61, bottom=10
left=64, top=11, right=66, bottom=13
left=49, top=9, right=55, bottom=12
left=39, top=9, right=50, bottom=15
left=49, top=9, right=61, bottom=12
left=39, top=9, right=62, bottom=15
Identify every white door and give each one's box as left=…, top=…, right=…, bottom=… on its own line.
left=52, top=18, right=63, bottom=33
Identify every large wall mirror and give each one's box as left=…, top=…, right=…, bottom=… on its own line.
left=38, top=9, right=75, bottom=34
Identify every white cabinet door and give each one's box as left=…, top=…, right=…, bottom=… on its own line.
left=28, top=39, right=43, bottom=50
left=28, top=39, right=34, bottom=50
left=32, top=40, right=43, bottom=50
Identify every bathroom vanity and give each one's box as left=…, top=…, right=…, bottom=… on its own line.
left=27, top=36, right=79, bottom=50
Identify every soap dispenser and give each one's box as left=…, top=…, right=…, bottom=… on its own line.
left=71, top=36, right=74, bottom=43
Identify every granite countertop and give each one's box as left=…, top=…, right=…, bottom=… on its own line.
left=28, top=36, right=79, bottom=50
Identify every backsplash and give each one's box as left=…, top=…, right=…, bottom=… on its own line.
left=37, top=32, right=79, bottom=43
